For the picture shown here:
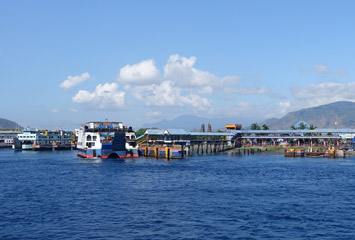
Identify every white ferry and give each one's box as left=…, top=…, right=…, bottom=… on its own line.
left=76, top=121, right=138, bottom=159
left=13, top=129, right=75, bottom=150
left=0, top=130, right=19, bottom=148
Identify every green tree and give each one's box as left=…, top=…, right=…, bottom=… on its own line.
left=299, top=122, right=307, bottom=130
left=262, top=124, right=269, bottom=130
left=309, top=124, right=317, bottom=130
left=135, top=128, right=148, bottom=137
left=290, top=125, right=296, bottom=130
left=250, top=123, right=261, bottom=130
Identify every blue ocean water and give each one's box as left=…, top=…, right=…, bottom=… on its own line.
left=1, top=149, right=355, bottom=239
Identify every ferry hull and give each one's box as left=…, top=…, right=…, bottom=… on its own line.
left=101, top=148, right=139, bottom=159
left=77, top=148, right=102, bottom=158
left=33, top=144, right=75, bottom=151
left=77, top=148, right=138, bottom=159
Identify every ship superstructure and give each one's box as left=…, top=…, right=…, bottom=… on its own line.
left=76, top=121, right=138, bottom=159
left=13, top=129, right=75, bottom=150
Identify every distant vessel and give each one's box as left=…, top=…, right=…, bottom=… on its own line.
left=12, top=129, right=75, bottom=150
left=76, top=121, right=138, bottom=159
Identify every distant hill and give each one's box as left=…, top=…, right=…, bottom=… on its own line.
left=142, top=114, right=252, bottom=131
left=0, top=118, right=22, bottom=130
left=262, top=101, right=355, bottom=129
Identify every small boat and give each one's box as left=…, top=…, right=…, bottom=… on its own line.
left=304, top=152, right=325, bottom=157
left=295, top=149, right=305, bottom=157
left=284, top=149, right=295, bottom=157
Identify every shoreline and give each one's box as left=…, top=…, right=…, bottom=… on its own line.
left=227, top=146, right=355, bottom=157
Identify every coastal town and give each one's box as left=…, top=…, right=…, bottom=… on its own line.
left=1, top=119, right=355, bottom=159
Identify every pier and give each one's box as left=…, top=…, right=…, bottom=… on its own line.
left=137, top=127, right=355, bottom=159
left=137, top=129, right=238, bottom=159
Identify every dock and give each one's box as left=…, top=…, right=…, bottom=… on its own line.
left=137, top=127, right=355, bottom=159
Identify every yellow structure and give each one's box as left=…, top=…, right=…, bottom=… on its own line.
left=225, top=124, right=242, bottom=130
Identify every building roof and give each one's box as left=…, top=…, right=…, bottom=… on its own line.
left=144, top=129, right=164, bottom=135
left=190, top=132, right=234, bottom=136
left=164, top=129, right=189, bottom=135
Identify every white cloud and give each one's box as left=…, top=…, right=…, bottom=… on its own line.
left=314, top=65, right=328, bottom=73
left=224, top=86, right=269, bottom=95
left=277, top=101, right=291, bottom=115
left=198, top=86, right=214, bottom=95
left=71, top=54, right=268, bottom=112
left=221, top=75, right=241, bottom=86
left=60, top=72, right=90, bottom=89
left=116, top=54, right=263, bottom=111
left=117, top=59, right=160, bottom=85
left=333, top=70, right=348, bottom=77
left=146, top=111, right=162, bottom=117
left=50, top=108, right=59, bottom=113
left=164, top=54, right=220, bottom=88
left=72, top=82, right=125, bottom=109
left=132, top=81, right=211, bottom=109
left=291, top=82, right=355, bottom=107
left=69, top=108, right=78, bottom=113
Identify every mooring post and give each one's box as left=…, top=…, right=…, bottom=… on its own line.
left=165, top=147, right=170, bottom=160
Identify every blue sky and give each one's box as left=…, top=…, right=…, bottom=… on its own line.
left=1, top=0, right=355, bottom=130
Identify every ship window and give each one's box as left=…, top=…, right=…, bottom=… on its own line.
left=87, top=135, right=92, bottom=141
left=93, top=136, right=97, bottom=141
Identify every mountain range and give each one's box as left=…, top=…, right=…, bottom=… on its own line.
left=144, top=101, right=355, bottom=130
left=142, top=115, right=240, bottom=131
left=261, top=101, right=355, bottom=129
left=2, top=101, right=355, bottom=131
left=0, top=118, right=22, bottom=130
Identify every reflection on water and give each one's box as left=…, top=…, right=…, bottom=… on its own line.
left=79, top=157, right=103, bottom=164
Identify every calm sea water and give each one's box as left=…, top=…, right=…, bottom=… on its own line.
left=1, top=149, right=355, bottom=239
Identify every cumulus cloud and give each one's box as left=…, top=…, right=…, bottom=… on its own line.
left=119, top=54, right=262, bottom=109
left=313, top=65, right=328, bottom=73
left=292, top=82, right=355, bottom=107
left=117, top=59, right=160, bottom=85
left=60, top=72, right=90, bottom=89
left=132, top=81, right=211, bottom=110
left=277, top=101, right=291, bottom=115
left=72, top=82, right=125, bottom=109
left=71, top=54, right=268, bottom=112
left=164, top=54, right=220, bottom=88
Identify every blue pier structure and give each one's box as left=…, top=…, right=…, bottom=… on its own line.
left=137, top=127, right=355, bottom=157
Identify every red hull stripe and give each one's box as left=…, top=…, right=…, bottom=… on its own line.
left=100, top=154, right=139, bottom=158
left=77, top=152, right=94, bottom=158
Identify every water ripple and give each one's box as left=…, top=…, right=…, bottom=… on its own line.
left=1, top=149, right=355, bottom=239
